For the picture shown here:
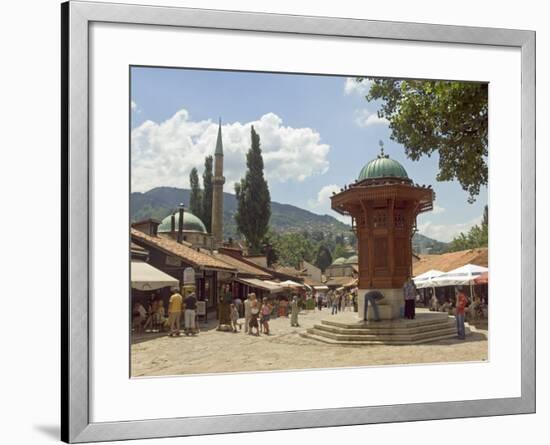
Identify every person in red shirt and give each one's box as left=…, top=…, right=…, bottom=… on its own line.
left=455, top=287, right=468, bottom=340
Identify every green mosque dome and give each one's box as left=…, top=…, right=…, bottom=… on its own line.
left=158, top=211, right=208, bottom=234
left=358, top=142, right=408, bottom=181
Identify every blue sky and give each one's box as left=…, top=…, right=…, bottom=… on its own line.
left=130, top=66, right=488, bottom=242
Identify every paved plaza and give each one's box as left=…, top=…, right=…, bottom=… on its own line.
left=131, top=308, right=488, bottom=377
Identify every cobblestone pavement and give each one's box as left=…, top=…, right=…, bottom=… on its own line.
left=131, top=308, right=488, bottom=377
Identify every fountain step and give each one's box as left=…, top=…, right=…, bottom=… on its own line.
left=300, top=330, right=464, bottom=346
left=314, top=320, right=456, bottom=336
left=320, top=314, right=452, bottom=331
left=305, top=326, right=464, bottom=343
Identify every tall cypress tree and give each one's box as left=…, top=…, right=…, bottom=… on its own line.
left=234, top=126, right=271, bottom=254
left=202, top=155, right=213, bottom=232
left=189, top=167, right=202, bottom=217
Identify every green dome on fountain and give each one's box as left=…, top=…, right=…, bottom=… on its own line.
left=358, top=141, right=409, bottom=181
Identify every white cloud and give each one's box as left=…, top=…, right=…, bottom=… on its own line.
left=354, top=108, right=389, bottom=127
left=344, top=77, right=372, bottom=96
left=432, top=204, right=445, bottom=214
left=131, top=100, right=140, bottom=113
left=131, top=109, right=330, bottom=192
left=417, top=216, right=482, bottom=243
left=308, top=184, right=351, bottom=224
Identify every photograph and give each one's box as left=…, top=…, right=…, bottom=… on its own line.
left=129, top=67, right=490, bottom=377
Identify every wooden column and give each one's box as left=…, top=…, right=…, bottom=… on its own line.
left=388, top=197, right=395, bottom=277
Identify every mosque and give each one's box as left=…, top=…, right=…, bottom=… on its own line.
left=148, top=120, right=226, bottom=251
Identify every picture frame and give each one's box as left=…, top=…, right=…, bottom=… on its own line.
left=61, top=1, right=535, bottom=443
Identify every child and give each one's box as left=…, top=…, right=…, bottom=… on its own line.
left=230, top=303, right=241, bottom=333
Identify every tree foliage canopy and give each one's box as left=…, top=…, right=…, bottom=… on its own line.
left=201, top=155, right=213, bottom=232
left=234, top=126, right=272, bottom=254
left=189, top=167, right=202, bottom=217
left=314, top=245, right=333, bottom=272
left=362, top=78, right=488, bottom=203
left=449, top=205, right=488, bottom=251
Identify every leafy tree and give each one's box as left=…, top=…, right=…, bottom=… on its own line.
left=360, top=78, right=488, bottom=203
left=449, top=205, right=488, bottom=251
left=189, top=167, right=202, bottom=217
left=314, top=245, right=333, bottom=272
left=332, top=244, right=348, bottom=260
left=234, top=126, right=272, bottom=254
left=202, top=155, right=213, bottom=232
left=270, top=232, right=315, bottom=268
left=311, top=230, right=325, bottom=242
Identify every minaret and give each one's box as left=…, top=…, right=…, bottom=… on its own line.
left=211, top=118, right=225, bottom=248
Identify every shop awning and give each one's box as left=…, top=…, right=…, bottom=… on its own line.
left=235, top=278, right=285, bottom=294
left=279, top=279, right=306, bottom=288
left=131, top=261, right=179, bottom=291
left=313, top=285, right=329, bottom=290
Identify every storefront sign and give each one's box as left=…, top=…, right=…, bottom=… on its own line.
left=196, top=301, right=206, bottom=316
left=183, top=267, right=195, bottom=285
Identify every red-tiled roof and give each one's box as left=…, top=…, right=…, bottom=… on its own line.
left=325, top=276, right=358, bottom=287
left=413, top=248, right=488, bottom=276
left=131, top=229, right=235, bottom=271
left=213, top=252, right=272, bottom=279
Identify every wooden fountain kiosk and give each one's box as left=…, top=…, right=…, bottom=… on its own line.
left=331, top=143, right=434, bottom=321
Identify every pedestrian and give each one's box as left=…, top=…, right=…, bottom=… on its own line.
left=430, top=293, right=439, bottom=311
left=403, top=276, right=417, bottom=319
left=455, top=287, right=468, bottom=340
left=132, top=301, right=147, bottom=333
left=217, top=284, right=233, bottom=330
left=244, top=293, right=252, bottom=333
left=183, top=291, right=197, bottom=335
left=317, top=292, right=323, bottom=311
left=143, top=296, right=158, bottom=333
left=167, top=287, right=183, bottom=337
left=230, top=303, right=241, bottom=332
left=331, top=292, right=339, bottom=315
left=260, top=297, right=272, bottom=335
left=290, top=295, right=300, bottom=327
left=153, top=298, right=165, bottom=332
left=248, top=293, right=260, bottom=336
left=363, top=290, right=383, bottom=322
left=233, top=296, right=243, bottom=317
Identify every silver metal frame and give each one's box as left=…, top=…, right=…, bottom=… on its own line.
left=61, top=1, right=535, bottom=442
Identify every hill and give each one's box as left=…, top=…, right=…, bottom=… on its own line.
left=131, top=187, right=351, bottom=240
left=130, top=186, right=448, bottom=251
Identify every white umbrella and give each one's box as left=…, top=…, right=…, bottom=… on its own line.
left=414, top=269, right=444, bottom=302
left=431, top=264, right=489, bottom=299
left=279, top=279, right=306, bottom=288
left=413, top=269, right=444, bottom=289
left=431, top=264, right=488, bottom=287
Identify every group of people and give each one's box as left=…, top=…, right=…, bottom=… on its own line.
left=132, top=295, right=165, bottom=333
left=166, top=287, right=199, bottom=337
left=430, top=291, right=488, bottom=321
left=315, top=289, right=356, bottom=313
left=131, top=288, right=199, bottom=337
left=242, top=293, right=300, bottom=335
left=328, top=290, right=354, bottom=315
